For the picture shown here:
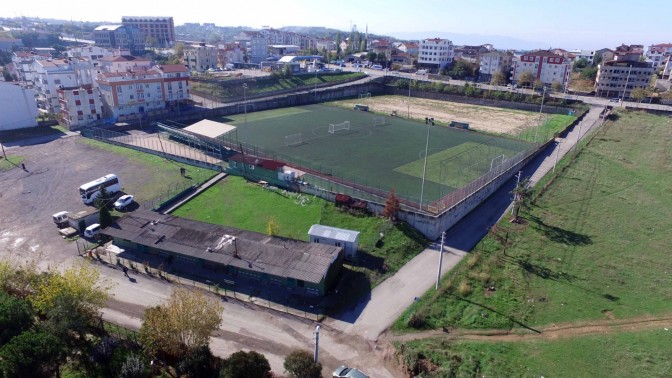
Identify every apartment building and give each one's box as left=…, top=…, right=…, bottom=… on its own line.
left=595, top=60, right=654, bottom=98
left=316, top=39, right=336, bottom=52
left=397, top=42, right=419, bottom=56
left=613, top=44, right=644, bottom=61
left=234, top=31, right=268, bottom=64
left=510, top=50, right=572, bottom=87
left=0, top=82, right=38, bottom=131
left=569, top=49, right=595, bottom=64
left=418, top=38, right=454, bottom=70
left=96, top=64, right=189, bottom=121
left=57, top=85, right=103, bottom=128
left=63, top=45, right=115, bottom=61
left=645, top=43, right=672, bottom=69
left=184, top=43, right=218, bottom=72
left=93, top=25, right=145, bottom=55
left=32, top=59, right=87, bottom=113
left=217, top=43, right=244, bottom=66
left=479, top=51, right=512, bottom=83
left=121, top=16, right=176, bottom=47
left=97, top=55, right=152, bottom=73
left=11, top=51, right=51, bottom=84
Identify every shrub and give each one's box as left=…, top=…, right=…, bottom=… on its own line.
left=458, top=280, right=473, bottom=296
left=407, top=312, right=427, bottom=329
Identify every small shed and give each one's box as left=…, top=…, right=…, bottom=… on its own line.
left=68, top=209, right=100, bottom=232
left=308, top=225, right=360, bottom=260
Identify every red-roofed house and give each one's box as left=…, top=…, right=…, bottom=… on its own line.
left=645, top=43, right=672, bottom=69
left=511, top=50, right=572, bottom=87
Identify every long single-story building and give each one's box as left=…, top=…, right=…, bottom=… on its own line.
left=102, top=210, right=343, bottom=296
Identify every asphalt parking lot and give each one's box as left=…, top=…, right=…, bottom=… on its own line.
left=0, top=134, right=169, bottom=266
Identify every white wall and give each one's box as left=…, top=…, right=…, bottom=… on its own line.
left=0, top=83, right=38, bottom=131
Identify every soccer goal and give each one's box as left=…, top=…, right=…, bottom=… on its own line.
left=328, top=121, right=350, bottom=133
left=358, top=93, right=371, bottom=99
left=237, top=103, right=255, bottom=113
left=372, top=116, right=387, bottom=127
left=284, top=133, right=303, bottom=146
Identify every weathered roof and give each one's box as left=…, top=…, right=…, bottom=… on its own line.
left=308, top=225, right=360, bottom=243
left=228, top=154, right=285, bottom=171
left=183, top=119, right=236, bottom=139
left=102, top=210, right=342, bottom=285
left=94, top=25, right=125, bottom=31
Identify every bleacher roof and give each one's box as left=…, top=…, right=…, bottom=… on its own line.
left=308, top=225, right=360, bottom=243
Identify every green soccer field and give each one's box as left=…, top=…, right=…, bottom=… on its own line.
left=216, top=104, right=535, bottom=204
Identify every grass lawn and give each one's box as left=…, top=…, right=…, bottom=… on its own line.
left=0, top=156, right=26, bottom=172
left=77, top=139, right=216, bottom=203
left=394, top=110, right=672, bottom=331
left=399, top=329, right=672, bottom=377
left=173, top=175, right=428, bottom=286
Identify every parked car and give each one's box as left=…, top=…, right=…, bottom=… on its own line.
left=333, top=366, right=369, bottom=378
left=84, top=223, right=101, bottom=238
left=609, top=98, right=621, bottom=103
left=371, top=64, right=383, bottom=70
left=114, top=194, right=134, bottom=210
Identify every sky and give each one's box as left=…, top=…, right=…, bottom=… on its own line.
left=4, top=0, right=669, bottom=49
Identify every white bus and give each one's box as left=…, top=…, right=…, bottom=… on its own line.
left=79, top=174, right=121, bottom=204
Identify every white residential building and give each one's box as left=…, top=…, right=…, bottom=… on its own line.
left=57, top=86, right=103, bottom=128
left=595, top=60, right=654, bottom=99
left=121, top=16, right=176, bottom=47
left=33, top=59, right=79, bottom=113
left=93, top=25, right=145, bottom=55
left=96, top=64, right=189, bottom=122
left=64, top=45, right=115, bottom=61
left=184, top=43, right=218, bottom=72
left=0, top=82, right=38, bottom=131
left=97, top=55, right=152, bottom=73
left=569, top=49, right=595, bottom=64
left=510, top=50, right=572, bottom=87
left=217, top=43, right=245, bottom=66
left=645, top=43, right=672, bottom=69
left=418, top=38, right=454, bottom=70
left=479, top=51, right=513, bottom=83
left=11, top=51, right=51, bottom=84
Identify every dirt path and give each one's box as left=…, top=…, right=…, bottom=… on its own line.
left=386, top=313, right=672, bottom=343
left=330, top=95, right=540, bottom=134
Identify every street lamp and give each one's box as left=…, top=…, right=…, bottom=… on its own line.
left=242, top=83, right=248, bottom=146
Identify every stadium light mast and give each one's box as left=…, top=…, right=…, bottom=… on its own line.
left=419, top=119, right=431, bottom=211
left=243, top=83, right=248, bottom=145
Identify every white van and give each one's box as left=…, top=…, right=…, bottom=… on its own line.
left=84, top=223, right=101, bottom=238
left=416, top=69, right=427, bottom=75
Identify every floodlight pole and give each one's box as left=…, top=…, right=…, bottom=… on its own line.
left=418, top=119, right=431, bottom=211
left=243, top=83, right=248, bottom=146
left=535, top=86, right=546, bottom=143
left=314, top=325, right=320, bottom=363
left=435, top=231, right=446, bottom=290
left=407, top=79, right=411, bottom=118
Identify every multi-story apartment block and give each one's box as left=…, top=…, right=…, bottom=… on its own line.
left=479, top=51, right=513, bottom=83
left=595, top=48, right=615, bottom=63
left=64, top=45, right=115, bottom=61
left=663, top=56, right=672, bottom=79
left=235, top=31, right=269, bottom=64
left=184, top=43, right=218, bottom=72
left=93, top=25, right=145, bottom=55
left=0, top=82, right=38, bottom=131
left=121, top=16, right=176, bottom=47
left=645, top=43, right=672, bottom=69
left=33, top=59, right=81, bottom=112
left=97, top=55, right=152, bottom=73
left=613, top=44, right=644, bottom=62
left=418, top=38, right=454, bottom=70
left=316, top=39, right=336, bottom=52
left=511, top=50, right=572, bottom=87
left=595, top=60, right=654, bottom=99
left=96, top=64, right=189, bottom=121
left=454, top=45, right=490, bottom=64
left=217, top=43, right=244, bottom=66
left=11, top=51, right=51, bottom=84
left=57, top=85, right=103, bottom=128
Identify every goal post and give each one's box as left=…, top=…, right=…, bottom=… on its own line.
left=358, top=93, right=371, bottom=99
left=284, top=133, right=303, bottom=146
left=328, top=121, right=350, bottom=133
left=372, top=116, right=387, bottom=127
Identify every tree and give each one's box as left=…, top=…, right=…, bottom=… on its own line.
left=383, top=189, right=401, bottom=221
left=511, top=177, right=532, bottom=223
left=266, top=216, right=279, bottom=236
left=580, top=66, right=598, bottom=81
left=533, top=79, right=544, bottom=91
left=174, top=42, right=185, bottom=59
left=0, top=330, right=66, bottom=378
left=573, top=58, right=589, bottom=71
left=490, top=71, right=506, bottom=86
left=220, top=350, right=271, bottom=378
left=119, top=353, right=150, bottom=378
left=0, top=291, right=34, bottom=346
left=517, top=70, right=535, bottom=88
left=366, top=51, right=377, bottom=63
left=30, top=261, right=112, bottom=320
left=592, top=51, right=603, bottom=66
left=630, top=87, right=647, bottom=104
left=283, top=350, right=322, bottom=378
left=177, top=345, right=221, bottom=378
left=139, top=288, right=223, bottom=358
left=551, top=80, right=563, bottom=92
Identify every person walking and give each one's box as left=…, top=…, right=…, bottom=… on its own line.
left=123, top=266, right=129, bottom=277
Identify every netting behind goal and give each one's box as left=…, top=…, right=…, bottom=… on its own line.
left=373, top=116, right=387, bottom=127
left=284, top=133, right=303, bottom=146
left=328, top=121, right=350, bottom=133
left=358, top=93, right=371, bottom=99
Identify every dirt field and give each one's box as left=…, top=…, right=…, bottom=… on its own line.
left=330, top=95, right=541, bottom=134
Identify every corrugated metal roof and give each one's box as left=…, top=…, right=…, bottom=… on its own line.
left=308, top=225, right=359, bottom=243
left=103, top=211, right=341, bottom=285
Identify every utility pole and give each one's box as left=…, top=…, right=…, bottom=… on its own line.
left=621, top=64, right=633, bottom=107
left=418, top=119, right=431, bottom=211
left=243, top=83, right=248, bottom=145
left=535, top=86, right=546, bottom=143
left=313, top=325, right=320, bottom=363
left=407, top=78, right=411, bottom=118
left=435, top=231, right=446, bottom=290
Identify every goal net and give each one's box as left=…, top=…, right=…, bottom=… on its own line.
left=284, top=133, right=303, bottom=146
left=373, top=116, right=387, bottom=127
left=328, top=121, right=350, bottom=133
left=358, top=93, right=371, bottom=99
left=237, top=103, right=255, bottom=113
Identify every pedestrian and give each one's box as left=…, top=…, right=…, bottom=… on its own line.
left=123, top=266, right=129, bottom=277
left=21, top=163, right=26, bottom=171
